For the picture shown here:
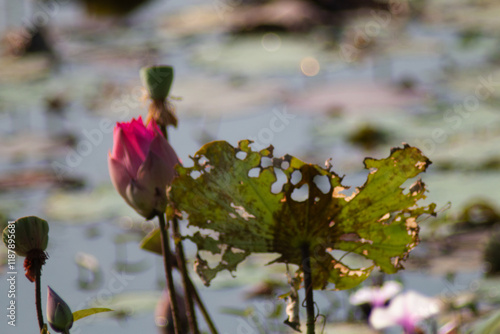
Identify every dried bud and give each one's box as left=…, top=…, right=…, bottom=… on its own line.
left=2, top=216, right=48, bottom=257
left=140, top=65, right=174, bottom=101
left=3, top=216, right=49, bottom=282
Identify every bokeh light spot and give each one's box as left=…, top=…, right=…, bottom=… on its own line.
left=300, top=57, right=320, bottom=76
left=261, top=33, right=281, bottom=52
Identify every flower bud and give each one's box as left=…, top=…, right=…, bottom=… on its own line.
left=108, top=117, right=180, bottom=219
left=47, top=286, right=73, bottom=333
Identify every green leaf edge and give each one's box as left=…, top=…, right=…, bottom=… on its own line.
left=73, top=308, right=114, bottom=322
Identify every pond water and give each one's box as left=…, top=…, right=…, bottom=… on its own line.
left=1, top=0, right=500, bottom=333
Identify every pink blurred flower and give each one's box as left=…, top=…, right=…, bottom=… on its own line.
left=108, top=117, right=180, bottom=219
left=350, top=281, right=402, bottom=308
left=369, top=290, right=442, bottom=334
left=155, top=289, right=188, bottom=334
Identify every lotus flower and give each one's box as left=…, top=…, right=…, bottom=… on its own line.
left=350, top=281, right=402, bottom=308
left=108, top=117, right=179, bottom=219
left=369, top=290, right=442, bottom=334
left=47, top=286, right=73, bottom=334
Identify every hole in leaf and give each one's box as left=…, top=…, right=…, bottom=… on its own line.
left=314, top=197, right=320, bottom=202
left=198, top=250, right=221, bottom=266
left=198, top=155, right=209, bottom=166
left=379, top=212, right=397, bottom=225
left=190, top=171, right=201, bottom=179
left=290, top=170, right=302, bottom=185
left=291, top=184, right=309, bottom=202
left=248, top=168, right=260, bottom=178
left=281, top=160, right=290, bottom=170
left=271, top=169, right=287, bottom=194
left=261, top=157, right=273, bottom=168
left=236, top=151, right=247, bottom=160
left=330, top=250, right=372, bottom=268
left=313, top=175, right=331, bottom=194
left=230, top=203, right=255, bottom=220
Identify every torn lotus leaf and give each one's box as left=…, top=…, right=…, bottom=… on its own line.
left=169, top=140, right=436, bottom=290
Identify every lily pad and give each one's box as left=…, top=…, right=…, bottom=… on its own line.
left=168, top=140, right=435, bottom=290
left=44, top=185, right=139, bottom=223
left=170, top=75, right=283, bottom=117
left=89, top=291, right=159, bottom=316
left=191, top=35, right=325, bottom=76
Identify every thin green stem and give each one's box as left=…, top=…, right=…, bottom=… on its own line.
left=301, top=243, right=315, bottom=334
left=158, top=213, right=181, bottom=334
left=187, top=278, right=218, bottom=334
left=172, top=216, right=199, bottom=334
left=35, top=264, right=44, bottom=331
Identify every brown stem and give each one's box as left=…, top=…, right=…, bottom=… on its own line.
left=35, top=263, right=44, bottom=331
left=301, top=243, right=315, bottom=334
left=172, top=216, right=199, bottom=334
left=158, top=213, right=181, bottom=334
left=187, top=278, right=219, bottom=334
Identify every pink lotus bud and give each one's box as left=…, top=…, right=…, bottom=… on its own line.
left=108, top=117, right=180, bottom=219
left=47, top=286, right=73, bottom=334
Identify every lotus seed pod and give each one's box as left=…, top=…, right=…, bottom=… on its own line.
left=2, top=216, right=49, bottom=257
left=140, top=65, right=174, bottom=101
left=47, top=286, right=73, bottom=333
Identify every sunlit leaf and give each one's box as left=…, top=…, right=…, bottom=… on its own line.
left=170, top=140, right=436, bottom=290
left=140, top=228, right=162, bottom=255
left=73, top=308, right=114, bottom=322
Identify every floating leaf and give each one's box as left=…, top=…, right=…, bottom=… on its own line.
left=45, top=186, right=137, bottom=223
left=89, top=291, right=159, bottom=316
left=73, top=308, right=113, bottom=322
left=170, top=140, right=435, bottom=290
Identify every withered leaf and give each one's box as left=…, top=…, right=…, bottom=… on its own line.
left=146, top=140, right=435, bottom=290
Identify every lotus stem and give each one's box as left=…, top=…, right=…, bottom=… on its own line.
left=172, top=216, right=199, bottom=333
left=186, top=268, right=219, bottom=334
left=301, top=243, right=315, bottom=334
left=157, top=213, right=181, bottom=334
left=35, top=264, right=44, bottom=331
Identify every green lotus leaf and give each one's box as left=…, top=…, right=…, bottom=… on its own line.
left=169, top=140, right=436, bottom=290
